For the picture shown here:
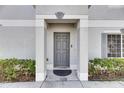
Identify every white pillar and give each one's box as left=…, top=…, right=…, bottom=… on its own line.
left=36, top=19, right=45, bottom=81
left=79, top=19, right=88, bottom=81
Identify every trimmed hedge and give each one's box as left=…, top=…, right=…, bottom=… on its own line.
left=0, top=58, right=35, bottom=82
left=89, top=58, right=124, bottom=80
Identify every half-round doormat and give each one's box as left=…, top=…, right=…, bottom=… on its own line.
left=53, top=70, right=72, bottom=76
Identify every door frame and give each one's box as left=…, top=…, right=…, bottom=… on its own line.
left=54, top=32, right=70, bottom=68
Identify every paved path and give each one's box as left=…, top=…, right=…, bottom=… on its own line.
left=82, top=81, right=124, bottom=88
left=42, top=80, right=83, bottom=88
left=1, top=81, right=124, bottom=88
left=0, top=82, right=43, bottom=88
left=41, top=70, right=83, bottom=88
left=1, top=70, right=124, bottom=88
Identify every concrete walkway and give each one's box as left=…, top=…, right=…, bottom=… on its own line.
left=0, top=81, right=124, bottom=88
left=82, top=81, right=124, bottom=88
left=0, top=70, right=124, bottom=88
left=41, top=70, right=83, bottom=88
left=0, top=82, right=43, bottom=88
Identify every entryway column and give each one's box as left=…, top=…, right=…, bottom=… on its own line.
left=36, top=18, right=45, bottom=81
left=79, top=19, right=88, bottom=81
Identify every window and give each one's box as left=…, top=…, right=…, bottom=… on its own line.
left=107, top=34, right=121, bottom=57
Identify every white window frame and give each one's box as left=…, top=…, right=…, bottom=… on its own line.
left=107, top=33, right=123, bottom=58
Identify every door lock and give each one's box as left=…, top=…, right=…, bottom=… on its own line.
left=71, top=44, right=72, bottom=48
left=46, top=58, right=48, bottom=61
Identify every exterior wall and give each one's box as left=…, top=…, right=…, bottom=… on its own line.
left=88, top=20, right=124, bottom=60
left=46, top=23, right=78, bottom=69
left=88, top=28, right=102, bottom=59
left=0, top=27, right=35, bottom=59
left=0, top=6, right=35, bottom=20
left=0, top=6, right=89, bottom=81
left=88, top=27, right=121, bottom=60
left=36, top=5, right=88, bottom=15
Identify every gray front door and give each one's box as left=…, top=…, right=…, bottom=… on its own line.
left=54, top=32, right=70, bottom=68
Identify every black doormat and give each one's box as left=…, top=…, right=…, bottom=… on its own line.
left=53, top=70, right=72, bottom=76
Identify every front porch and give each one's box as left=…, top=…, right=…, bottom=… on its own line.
left=35, top=15, right=88, bottom=81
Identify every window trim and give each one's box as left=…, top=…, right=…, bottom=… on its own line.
left=107, top=33, right=123, bottom=58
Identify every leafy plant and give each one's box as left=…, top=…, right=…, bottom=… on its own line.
left=89, top=58, right=124, bottom=80
left=0, top=58, right=35, bottom=82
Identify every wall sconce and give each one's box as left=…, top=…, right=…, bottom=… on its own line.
left=55, top=12, right=65, bottom=19
left=32, top=5, right=36, bottom=9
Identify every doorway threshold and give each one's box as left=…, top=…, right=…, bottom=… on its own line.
left=53, top=67, right=71, bottom=70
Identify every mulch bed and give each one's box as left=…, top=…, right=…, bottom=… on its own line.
left=89, top=70, right=124, bottom=81
left=0, top=74, right=35, bottom=82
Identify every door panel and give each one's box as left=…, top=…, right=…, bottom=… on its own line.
left=54, top=32, right=70, bottom=68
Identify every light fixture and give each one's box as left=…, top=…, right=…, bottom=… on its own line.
left=55, top=12, right=65, bottom=19
left=88, top=5, right=91, bottom=9
left=32, top=5, right=36, bottom=9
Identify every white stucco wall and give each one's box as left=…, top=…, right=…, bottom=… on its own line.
left=88, top=28, right=102, bottom=59
left=88, top=27, right=121, bottom=60
left=36, top=5, right=88, bottom=15
left=46, top=23, right=78, bottom=69
left=0, top=27, right=35, bottom=59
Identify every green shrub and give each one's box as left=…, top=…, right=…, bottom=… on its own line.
left=0, top=58, right=35, bottom=82
left=89, top=58, right=124, bottom=80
